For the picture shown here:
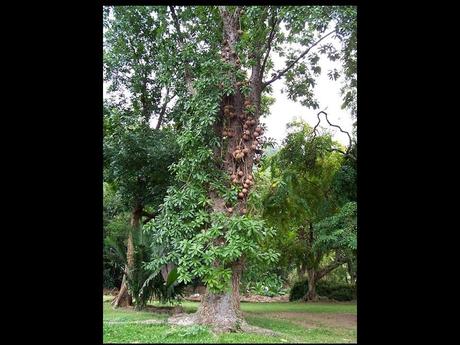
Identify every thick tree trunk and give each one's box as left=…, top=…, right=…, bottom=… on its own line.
left=112, top=205, right=142, bottom=308
left=305, top=269, right=319, bottom=301
left=195, top=261, right=244, bottom=331
left=185, top=7, right=263, bottom=331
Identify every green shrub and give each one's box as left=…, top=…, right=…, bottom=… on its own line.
left=317, top=281, right=356, bottom=301
left=289, top=279, right=309, bottom=301
left=289, top=279, right=356, bottom=301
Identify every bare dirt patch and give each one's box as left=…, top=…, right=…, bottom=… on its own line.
left=251, top=312, right=357, bottom=329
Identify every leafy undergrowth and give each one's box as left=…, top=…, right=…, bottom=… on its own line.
left=103, top=296, right=357, bottom=343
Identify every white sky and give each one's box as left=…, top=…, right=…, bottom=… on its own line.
left=264, top=35, right=354, bottom=147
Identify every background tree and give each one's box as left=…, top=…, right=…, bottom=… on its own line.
left=103, top=102, right=178, bottom=307
left=103, top=6, right=180, bottom=308
left=259, top=120, right=357, bottom=301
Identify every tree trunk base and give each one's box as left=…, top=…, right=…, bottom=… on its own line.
left=111, top=279, right=133, bottom=308
left=169, top=291, right=244, bottom=332
left=167, top=313, right=279, bottom=336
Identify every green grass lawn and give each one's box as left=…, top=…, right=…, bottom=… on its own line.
left=103, top=296, right=357, bottom=343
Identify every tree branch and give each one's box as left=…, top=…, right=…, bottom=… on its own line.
left=262, top=30, right=336, bottom=89
left=169, top=6, right=196, bottom=96
left=260, top=9, right=279, bottom=79
left=155, top=88, right=171, bottom=129
left=311, top=111, right=356, bottom=160
left=317, top=256, right=348, bottom=280
left=142, top=211, right=156, bottom=224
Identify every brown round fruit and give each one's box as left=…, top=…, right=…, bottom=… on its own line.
left=238, top=192, right=244, bottom=198
left=250, top=119, right=256, bottom=125
left=238, top=171, right=244, bottom=177
left=242, top=148, right=249, bottom=154
left=231, top=174, right=237, bottom=180
left=243, top=183, right=249, bottom=188
left=243, top=134, right=249, bottom=140
left=227, top=207, right=233, bottom=213
left=255, top=126, right=261, bottom=132
left=242, top=188, right=248, bottom=194
left=244, top=100, right=251, bottom=106
left=248, top=175, right=253, bottom=180
left=244, top=130, right=250, bottom=135
left=251, top=144, right=257, bottom=150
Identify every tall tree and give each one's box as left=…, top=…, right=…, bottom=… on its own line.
left=103, top=5, right=358, bottom=329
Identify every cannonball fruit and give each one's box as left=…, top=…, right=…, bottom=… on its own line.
left=242, top=188, right=248, bottom=194
left=243, top=183, right=249, bottom=188
left=238, top=192, right=244, bottom=198
left=227, top=207, right=233, bottom=213
left=238, top=171, right=244, bottom=177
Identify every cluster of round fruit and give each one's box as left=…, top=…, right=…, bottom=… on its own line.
left=223, top=104, right=236, bottom=119
left=232, top=145, right=250, bottom=160
left=230, top=171, right=254, bottom=199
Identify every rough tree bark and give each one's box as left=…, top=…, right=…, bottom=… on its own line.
left=111, top=270, right=133, bottom=307
left=167, top=6, right=275, bottom=332
left=192, top=6, right=265, bottom=331
left=306, top=268, right=319, bottom=301
left=112, top=205, right=143, bottom=308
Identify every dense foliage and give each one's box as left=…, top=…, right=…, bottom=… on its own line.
left=289, top=279, right=356, bottom=301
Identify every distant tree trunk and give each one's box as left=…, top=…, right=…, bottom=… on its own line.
left=111, top=271, right=132, bottom=307
left=112, top=205, right=142, bottom=308
left=305, top=268, right=319, bottom=301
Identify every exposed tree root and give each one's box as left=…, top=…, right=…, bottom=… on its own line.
left=167, top=313, right=280, bottom=336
